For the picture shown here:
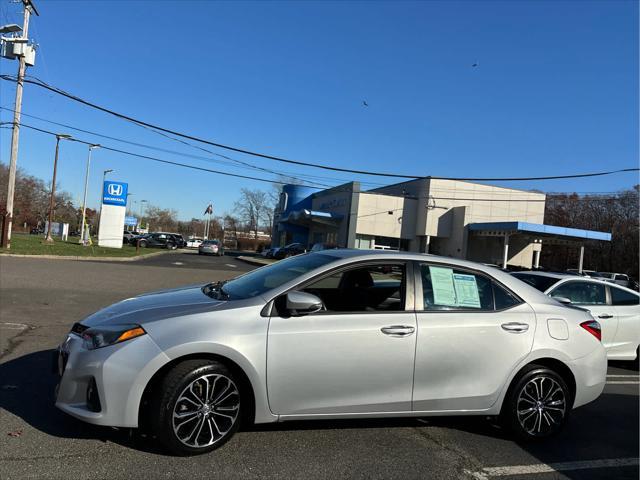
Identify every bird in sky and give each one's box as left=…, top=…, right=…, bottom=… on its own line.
left=471, top=62, right=479, bottom=67
left=362, top=100, right=369, bottom=107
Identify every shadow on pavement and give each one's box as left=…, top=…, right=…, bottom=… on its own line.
left=1, top=349, right=638, bottom=472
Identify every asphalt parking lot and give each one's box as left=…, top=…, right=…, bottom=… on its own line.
left=0, top=253, right=638, bottom=480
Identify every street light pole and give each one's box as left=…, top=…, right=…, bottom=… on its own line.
left=79, top=144, right=100, bottom=245
left=126, top=193, right=134, bottom=215
left=1, top=0, right=37, bottom=249
left=96, top=169, right=113, bottom=240
left=139, top=200, right=147, bottom=231
left=44, top=134, right=71, bottom=243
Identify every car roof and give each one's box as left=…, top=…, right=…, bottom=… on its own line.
left=318, top=249, right=523, bottom=273
left=511, top=271, right=568, bottom=279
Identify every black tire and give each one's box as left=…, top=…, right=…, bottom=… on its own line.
left=149, top=359, right=242, bottom=456
left=166, top=242, right=176, bottom=250
left=139, top=241, right=148, bottom=248
left=501, top=364, right=571, bottom=442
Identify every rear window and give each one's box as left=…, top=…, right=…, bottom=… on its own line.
left=611, top=287, right=639, bottom=306
left=512, top=273, right=559, bottom=292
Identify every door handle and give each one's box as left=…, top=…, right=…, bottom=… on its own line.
left=501, top=322, right=529, bottom=333
left=381, top=325, right=415, bottom=337
left=597, top=314, right=613, bottom=319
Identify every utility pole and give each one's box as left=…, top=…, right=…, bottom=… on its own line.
left=44, top=134, right=71, bottom=243
left=79, top=144, right=100, bottom=245
left=1, top=0, right=39, bottom=249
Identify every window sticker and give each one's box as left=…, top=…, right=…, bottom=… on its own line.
left=429, top=266, right=458, bottom=306
left=452, top=274, right=481, bottom=308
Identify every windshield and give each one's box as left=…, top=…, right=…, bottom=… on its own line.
left=512, top=273, right=560, bottom=292
left=221, top=253, right=337, bottom=299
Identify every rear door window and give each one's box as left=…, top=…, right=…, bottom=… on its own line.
left=550, top=281, right=607, bottom=305
left=420, top=264, right=520, bottom=311
left=611, top=287, right=640, bottom=306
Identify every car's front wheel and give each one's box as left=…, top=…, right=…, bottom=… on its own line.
left=150, top=359, right=242, bottom=455
left=501, top=365, right=570, bottom=442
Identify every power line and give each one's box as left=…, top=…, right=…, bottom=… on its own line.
left=0, top=106, right=388, bottom=188
left=12, top=122, right=316, bottom=187
left=4, top=75, right=424, bottom=179
left=0, top=107, right=332, bottom=188
left=2, top=121, right=634, bottom=204
left=2, top=74, right=638, bottom=183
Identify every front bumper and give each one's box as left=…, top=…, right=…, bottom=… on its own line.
left=568, top=345, right=607, bottom=409
left=54, top=332, right=170, bottom=427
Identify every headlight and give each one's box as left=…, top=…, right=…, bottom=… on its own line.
left=82, top=324, right=146, bottom=350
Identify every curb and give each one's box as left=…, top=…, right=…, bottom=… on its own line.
left=0, top=250, right=171, bottom=262
left=236, top=256, right=276, bottom=267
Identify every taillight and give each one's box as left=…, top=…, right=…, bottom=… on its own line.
left=580, top=320, right=602, bottom=341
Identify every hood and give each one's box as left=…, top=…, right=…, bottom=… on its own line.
left=80, top=284, right=225, bottom=327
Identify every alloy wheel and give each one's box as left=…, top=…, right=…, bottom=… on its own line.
left=172, top=374, right=240, bottom=448
left=516, top=375, right=566, bottom=436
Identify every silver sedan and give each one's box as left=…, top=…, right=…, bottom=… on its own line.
left=55, top=250, right=606, bottom=455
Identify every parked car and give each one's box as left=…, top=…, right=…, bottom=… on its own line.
left=565, top=269, right=606, bottom=278
left=263, top=247, right=280, bottom=258
left=133, top=233, right=180, bottom=250
left=512, top=271, right=640, bottom=361
left=56, top=250, right=606, bottom=455
left=123, top=230, right=139, bottom=244
left=186, top=237, right=204, bottom=249
left=598, top=272, right=632, bottom=288
left=310, top=242, right=338, bottom=252
left=199, top=239, right=224, bottom=256
left=273, top=243, right=306, bottom=259
left=30, top=226, right=43, bottom=235
left=171, top=234, right=187, bottom=248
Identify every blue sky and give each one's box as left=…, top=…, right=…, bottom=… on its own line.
left=1, top=0, right=638, bottom=221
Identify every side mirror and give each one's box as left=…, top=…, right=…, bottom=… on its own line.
left=285, top=291, right=323, bottom=316
left=553, top=296, right=572, bottom=305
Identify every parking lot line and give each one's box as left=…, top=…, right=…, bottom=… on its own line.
left=465, top=457, right=639, bottom=479
left=226, top=264, right=237, bottom=268
left=0, top=322, right=29, bottom=330
left=606, top=381, right=639, bottom=384
left=606, top=374, right=638, bottom=377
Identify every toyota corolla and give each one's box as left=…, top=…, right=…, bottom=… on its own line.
left=54, top=250, right=606, bottom=455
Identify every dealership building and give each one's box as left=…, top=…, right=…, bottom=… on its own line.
left=271, top=179, right=612, bottom=269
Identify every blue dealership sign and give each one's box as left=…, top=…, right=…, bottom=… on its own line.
left=102, top=181, right=128, bottom=207
left=124, top=216, right=138, bottom=226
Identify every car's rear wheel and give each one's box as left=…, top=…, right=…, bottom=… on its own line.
left=138, top=240, right=148, bottom=248
left=167, top=242, right=176, bottom=250
left=502, top=365, right=570, bottom=441
left=150, top=359, right=242, bottom=456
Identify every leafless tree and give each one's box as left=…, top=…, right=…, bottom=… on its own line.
left=234, top=188, right=269, bottom=240
left=542, top=186, right=639, bottom=278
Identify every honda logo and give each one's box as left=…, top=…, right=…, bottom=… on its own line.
left=107, top=184, right=123, bottom=196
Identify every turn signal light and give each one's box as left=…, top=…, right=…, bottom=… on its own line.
left=580, top=320, right=601, bottom=341
left=116, top=327, right=146, bottom=343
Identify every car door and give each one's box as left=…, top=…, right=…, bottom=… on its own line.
left=413, top=262, right=535, bottom=411
left=609, top=285, right=640, bottom=359
left=547, top=280, right=618, bottom=349
left=267, top=261, right=417, bottom=416
left=155, top=234, right=168, bottom=247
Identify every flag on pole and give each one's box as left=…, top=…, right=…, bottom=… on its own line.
left=204, top=203, right=213, bottom=215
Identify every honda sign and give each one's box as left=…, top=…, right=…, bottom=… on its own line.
left=102, top=181, right=128, bottom=206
